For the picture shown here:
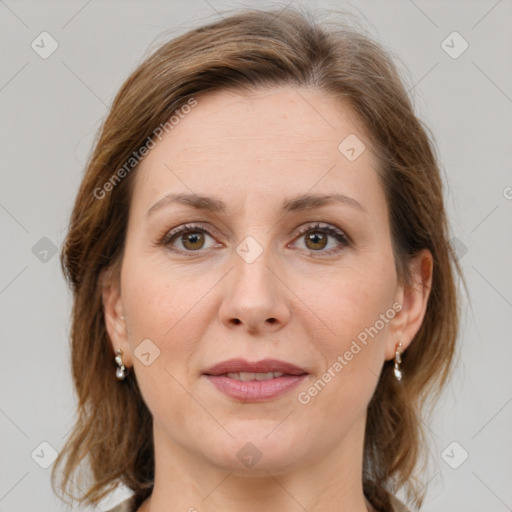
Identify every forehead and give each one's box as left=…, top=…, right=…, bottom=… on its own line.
left=163, top=87, right=369, bottom=158
left=132, top=86, right=382, bottom=215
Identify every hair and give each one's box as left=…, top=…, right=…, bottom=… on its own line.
left=53, top=6, right=463, bottom=512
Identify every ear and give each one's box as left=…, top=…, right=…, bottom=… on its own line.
left=385, top=249, right=433, bottom=361
left=100, top=266, right=132, bottom=367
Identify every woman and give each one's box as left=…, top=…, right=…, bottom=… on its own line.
left=52, top=7, right=462, bottom=512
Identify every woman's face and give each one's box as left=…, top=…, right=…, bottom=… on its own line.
left=104, top=86, right=429, bottom=475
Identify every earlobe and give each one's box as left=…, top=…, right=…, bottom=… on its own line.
left=386, top=249, right=433, bottom=360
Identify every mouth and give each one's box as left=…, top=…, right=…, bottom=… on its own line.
left=203, top=359, right=309, bottom=402
left=223, top=371, right=287, bottom=381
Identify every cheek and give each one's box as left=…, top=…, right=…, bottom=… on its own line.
left=296, top=257, right=395, bottom=399
left=302, top=259, right=395, bottom=343
left=121, top=269, right=203, bottom=434
left=296, top=287, right=389, bottom=426
left=121, top=252, right=209, bottom=341
left=119, top=256, right=197, bottom=393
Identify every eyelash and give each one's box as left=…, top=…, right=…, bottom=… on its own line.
left=156, top=222, right=350, bottom=257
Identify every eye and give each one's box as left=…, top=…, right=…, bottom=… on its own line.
left=156, top=221, right=350, bottom=257
left=290, top=222, right=350, bottom=255
left=159, top=223, right=220, bottom=254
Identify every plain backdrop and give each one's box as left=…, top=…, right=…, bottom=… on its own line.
left=1, top=1, right=511, bottom=511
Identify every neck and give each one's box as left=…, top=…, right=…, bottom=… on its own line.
left=143, top=414, right=372, bottom=512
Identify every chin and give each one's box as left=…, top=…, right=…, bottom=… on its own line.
left=201, top=427, right=309, bottom=475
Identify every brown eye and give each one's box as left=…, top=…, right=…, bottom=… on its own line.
left=180, top=231, right=206, bottom=250
left=292, top=223, right=349, bottom=256
left=304, top=231, right=328, bottom=250
left=160, top=223, right=219, bottom=254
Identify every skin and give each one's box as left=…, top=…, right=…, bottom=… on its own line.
left=102, top=86, right=433, bottom=512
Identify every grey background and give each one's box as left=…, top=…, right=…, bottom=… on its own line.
left=1, top=0, right=511, bottom=511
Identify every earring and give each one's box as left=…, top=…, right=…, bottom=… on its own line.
left=114, top=348, right=128, bottom=380
left=393, top=342, right=403, bottom=381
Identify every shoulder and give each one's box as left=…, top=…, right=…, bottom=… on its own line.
left=389, top=494, right=411, bottom=512
left=103, top=495, right=137, bottom=512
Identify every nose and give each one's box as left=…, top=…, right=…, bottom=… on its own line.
left=218, top=245, right=291, bottom=334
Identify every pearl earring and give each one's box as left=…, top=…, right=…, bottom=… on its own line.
left=394, top=342, right=403, bottom=381
left=114, top=349, right=128, bottom=380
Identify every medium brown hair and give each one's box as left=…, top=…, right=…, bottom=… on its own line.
left=53, top=7, right=462, bottom=511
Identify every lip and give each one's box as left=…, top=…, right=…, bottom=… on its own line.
left=204, top=358, right=307, bottom=376
left=203, top=359, right=309, bottom=403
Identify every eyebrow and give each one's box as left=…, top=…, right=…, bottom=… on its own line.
left=146, top=192, right=367, bottom=217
